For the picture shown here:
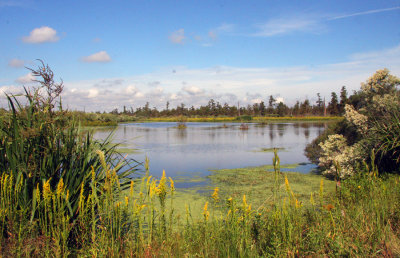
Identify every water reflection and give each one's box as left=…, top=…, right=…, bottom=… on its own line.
left=93, top=122, right=329, bottom=179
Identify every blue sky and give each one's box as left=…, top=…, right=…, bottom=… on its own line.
left=1, top=0, right=399, bottom=111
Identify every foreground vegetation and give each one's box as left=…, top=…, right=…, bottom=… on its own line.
left=2, top=152, right=399, bottom=256
left=1, top=64, right=399, bottom=256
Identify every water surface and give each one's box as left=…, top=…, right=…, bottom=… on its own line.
left=93, top=122, right=327, bottom=185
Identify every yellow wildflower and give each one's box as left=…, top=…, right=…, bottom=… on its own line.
left=212, top=187, right=219, bottom=202
left=56, top=178, right=64, bottom=197
left=169, top=177, right=175, bottom=194
left=129, top=180, right=134, bottom=196
left=65, top=190, right=69, bottom=201
left=203, top=201, right=209, bottom=221
left=156, top=170, right=167, bottom=199
left=43, top=178, right=52, bottom=202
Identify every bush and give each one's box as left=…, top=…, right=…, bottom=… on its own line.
left=305, top=69, right=400, bottom=176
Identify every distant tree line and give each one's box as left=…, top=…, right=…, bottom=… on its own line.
left=107, top=87, right=349, bottom=118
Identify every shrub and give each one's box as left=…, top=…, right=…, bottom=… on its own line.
left=306, top=69, right=400, bottom=176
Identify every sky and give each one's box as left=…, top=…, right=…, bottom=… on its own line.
left=1, top=0, right=400, bottom=111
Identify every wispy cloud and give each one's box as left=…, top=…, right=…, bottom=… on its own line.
left=328, top=6, right=400, bottom=21
left=8, top=58, right=25, bottom=68
left=82, top=51, right=111, bottom=63
left=22, top=26, right=59, bottom=43
left=253, top=15, right=322, bottom=37
left=208, top=23, right=234, bottom=39
left=169, top=29, right=185, bottom=44
left=253, top=6, right=399, bottom=37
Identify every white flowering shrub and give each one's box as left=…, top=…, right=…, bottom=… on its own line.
left=318, top=135, right=364, bottom=178
left=314, top=69, right=400, bottom=177
left=344, top=104, right=368, bottom=134
left=361, top=68, right=400, bottom=96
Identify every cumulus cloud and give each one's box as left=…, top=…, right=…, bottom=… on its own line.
left=8, top=58, right=25, bottom=68
left=182, top=86, right=204, bottom=95
left=87, top=88, right=99, bottom=98
left=16, top=72, right=35, bottom=84
left=169, top=29, right=185, bottom=44
left=22, top=26, right=59, bottom=43
left=82, top=51, right=112, bottom=63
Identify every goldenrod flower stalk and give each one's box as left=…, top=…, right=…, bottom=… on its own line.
left=295, top=199, right=302, bottom=209
left=242, top=195, right=247, bottom=209
left=78, top=182, right=85, bottom=213
left=203, top=201, right=209, bottom=222
left=157, top=170, right=167, bottom=200
left=212, top=187, right=219, bottom=203
left=43, top=178, right=52, bottom=203
left=129, top=180, right=134, bottom=197
left=169, top=177, right=175, bottom=195
left=65, top=190, right=69, bottom=201
left=284, top=175, right=291, bottom=194
left=149, top=180, right=156, bottom=199
left=56, top=178, right=64, bottom=198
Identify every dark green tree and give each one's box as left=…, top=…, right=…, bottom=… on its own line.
left=327, top=92, right=339, bottom=115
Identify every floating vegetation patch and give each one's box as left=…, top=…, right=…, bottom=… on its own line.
left=254, top=147, right=286, bottom=152
left=172, top=175, right=207, bottom=183
left=115, top=147, right=141, bottom=154
left=207, top=164, right=335, bottom=209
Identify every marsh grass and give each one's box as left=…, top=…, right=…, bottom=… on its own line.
left=1, top=151, right=400, bottom=256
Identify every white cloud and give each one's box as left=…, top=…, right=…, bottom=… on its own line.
left=182, top=86, right=204, bottom=95
left=275, top=97, right=285, bottom=104
left=82, top=51, right=112, bottom=63
left=22, top=44, right=399, bottom=112
left=16, top=72, right=35, bottom=84
left=0, top=85, right=23, bottom=98
left=328, top=6, right=400, bottom=21
left=22, top=26, right=59, bottom=43
left=87, top=88, right=99, bottom=98
left=253, top=15, right=322, bottom=37
left=125, top=85, right=138, bottom=94
left=8, top=58, right=25, bottom=68
left=169, top=29, right=185, bottom=44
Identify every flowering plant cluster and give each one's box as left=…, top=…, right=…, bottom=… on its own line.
left=316, top=69, right=400, bottom=177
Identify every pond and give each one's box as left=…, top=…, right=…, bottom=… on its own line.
left=93, top=122, right=327, bottom=187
